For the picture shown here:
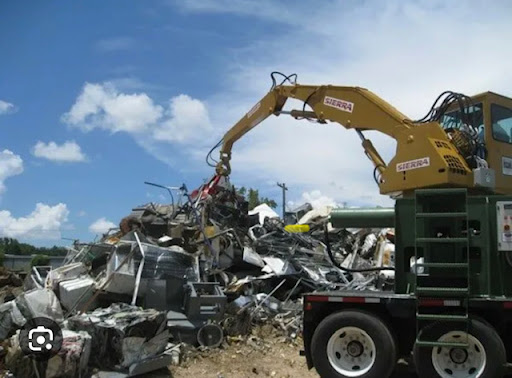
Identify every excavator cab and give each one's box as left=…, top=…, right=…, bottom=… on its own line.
left=441, top=92, right=512, bottom=194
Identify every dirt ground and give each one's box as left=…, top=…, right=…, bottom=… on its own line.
left=167, top=325, right=418, bottom=378
left=168, top=340, right=512, bottom=378
left=170, top=337, right=316, bottom=378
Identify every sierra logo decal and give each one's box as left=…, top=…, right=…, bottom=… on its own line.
left=396, top=157, right=430, bottom=172
left=323, top=96, right=354, bottom=113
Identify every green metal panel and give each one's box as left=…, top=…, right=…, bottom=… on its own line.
left=394, top=192, right=512, bottom=298
left=466, top=196, right=490, bottom=296
left=394, top=198, right=415, bottom=295
left=331, top=190, right=512, bottom=299
left=330, top=208, right=395, bottom=228
left=413, top=189, right=471, bottom=347
left=486, top=196, right=512, bottom=296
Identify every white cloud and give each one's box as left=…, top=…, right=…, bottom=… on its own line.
left=0, top=150, right=23, bottom=195
left=0, top=203, right=69, bottom=239
left=32, top=141, right=87, bottom=163
left=173, top=0, right=512, bottom=207
left=62, top=82, right=163, bottom=133
left=89, top=217, right=117, bottom=234
left=0, top=100, right=16, bottom=115
left=300, top=190, right=338, bottom=209
left=95, top=37, right=135, bottom=52
left=153, top=94, right=211, bottom=142
left=0, top=151, right=70, bottom=240
left=62, top=83, right=212, bottom=150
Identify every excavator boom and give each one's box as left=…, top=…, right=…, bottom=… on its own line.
left=220, top=85, right=411, bottom=151
left=217, top=85, right=412, bottom=180
left=214, top=80, right=509, bottom=197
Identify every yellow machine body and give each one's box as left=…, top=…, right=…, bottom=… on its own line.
left=215, top=84, right=512, bottom=197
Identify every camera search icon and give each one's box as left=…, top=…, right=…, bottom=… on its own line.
left=19, top=317, right=63, bottom=360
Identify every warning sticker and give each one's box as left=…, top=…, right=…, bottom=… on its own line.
left=247, top=102, right=261, bottom=118
left=502, top=156, right=512, bottom=176
left=323, top=96, right=354, bottom=113
left=396, top=157, right=430, bottom=172
left=502, top=232, right=512, bottom=243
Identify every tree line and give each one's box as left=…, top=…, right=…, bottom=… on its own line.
left=236, top=187, right=277, bottom=210
left=0, top=238, right=67, bottom=256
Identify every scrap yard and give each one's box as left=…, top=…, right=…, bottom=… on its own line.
left=2, top=1, right=512, bottom=377
left=3, top=72, right=512, bottom=378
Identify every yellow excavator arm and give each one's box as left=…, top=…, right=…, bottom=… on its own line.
left=215, top=83, right=495, bottom=197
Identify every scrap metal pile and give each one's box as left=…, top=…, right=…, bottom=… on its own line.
left=0, top=176, right=394, bottom=377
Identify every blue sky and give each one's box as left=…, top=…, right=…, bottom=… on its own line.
left=1, top=0, right=511, bottom=246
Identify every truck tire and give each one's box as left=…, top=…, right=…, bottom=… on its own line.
left=311, top=310, right=397, bottom=378
left=413, top=319, right=506, bottom=378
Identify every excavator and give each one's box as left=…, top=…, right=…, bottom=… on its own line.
left=210, top=73, right=512, bottom=197
left=204, top=73, right=512, bottom=377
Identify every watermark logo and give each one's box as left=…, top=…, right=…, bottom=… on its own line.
left=19, top=317, right=63, bottom=360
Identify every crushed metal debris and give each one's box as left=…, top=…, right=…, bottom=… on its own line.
left=0, top=177, right=394, bottom=377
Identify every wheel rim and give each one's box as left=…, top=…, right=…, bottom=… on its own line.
left=326, top=326, right=376, bottom=377
left=431, top=331, right=486, bottom=378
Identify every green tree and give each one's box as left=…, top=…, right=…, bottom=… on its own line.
left=237, top=187, right=278, bottom=211
left=237, top=187, right=247, bottom=196
left=19, top=243, right=36, bottom=255
left=31, top=254, right=50, bottom=267
left=9, top=241, right=21, bottom=255
left=0, top=252, right=4, bottom=267
left=0, top=238, right=67, bottom=256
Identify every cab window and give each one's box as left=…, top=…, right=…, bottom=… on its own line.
left=441, top=103, right=484, bottom=134
left=492, top=104, right=512, bottom=144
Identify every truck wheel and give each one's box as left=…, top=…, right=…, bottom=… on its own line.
left=311, top=310, right=397, bottom=378
left=413, top=319, right=506, bottom=378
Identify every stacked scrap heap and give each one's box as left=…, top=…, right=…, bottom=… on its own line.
left=0, top=177, right=394, bottom=377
